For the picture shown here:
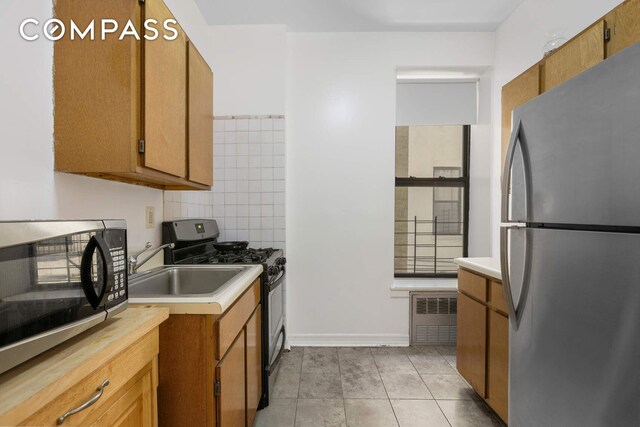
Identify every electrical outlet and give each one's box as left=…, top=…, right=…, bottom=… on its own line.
left=145, top=206, right=155, bottom=229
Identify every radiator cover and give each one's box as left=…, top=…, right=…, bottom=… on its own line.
left=410, top=291, right=457, bottom=346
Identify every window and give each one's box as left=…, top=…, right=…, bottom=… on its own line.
left=433, top=167, right=462, bottom=236
left=394, top=125, right=470, bottom=278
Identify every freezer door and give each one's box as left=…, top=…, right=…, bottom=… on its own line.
left=507, top=227, right=640, bottom=427
left=503, top=41, right=640, bottom=227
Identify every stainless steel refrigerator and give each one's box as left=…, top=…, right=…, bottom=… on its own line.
left=501, top=42, right=640, bottom=426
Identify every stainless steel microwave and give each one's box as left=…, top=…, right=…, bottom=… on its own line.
left=0, top=220, right=128, bottom=374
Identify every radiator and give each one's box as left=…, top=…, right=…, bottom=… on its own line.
left=410, top=291, right=457, bottom=346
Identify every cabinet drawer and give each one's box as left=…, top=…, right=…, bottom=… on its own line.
left=22, top=329, right=158, bottom=426
left=489, top=281, right=508, bottom=315
left=216, top=279, right=260, bottom=359
left=89, top=364, right=154, bottom=427
left=458, top=269, right=487, bottom=302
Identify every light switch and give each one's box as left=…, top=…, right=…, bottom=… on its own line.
left=145, top=206, right=155, bottom=229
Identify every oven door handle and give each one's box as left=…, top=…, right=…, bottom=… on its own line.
left=268, top=266, right=286, bottom=292
left=266, top=325, right=286, bottom=375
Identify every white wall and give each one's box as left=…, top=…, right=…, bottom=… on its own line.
left=166, top=0, right=287, bottom=116
left=470, top=69, right=493, bottom=257
left=286, top=32, right=495, bottom=345
left=0, top=0, right=210, bottom=251
left=203, top=25, right=286, bottom=116
left=490, top=0, right=624, bottom=253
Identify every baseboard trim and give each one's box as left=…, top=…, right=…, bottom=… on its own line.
left=287, top=333, right=410, bottom=347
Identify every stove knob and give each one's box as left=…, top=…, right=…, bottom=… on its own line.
left=276, top=257, right=287, bottom=266
left=268, top=266, right=280, bottom=276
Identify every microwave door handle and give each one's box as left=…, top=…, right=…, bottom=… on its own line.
left=502, top=119, right=532, bottom=223
left=81, top=235, right=113, bottom=309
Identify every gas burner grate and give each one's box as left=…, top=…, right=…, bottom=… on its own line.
left=205, top=248, right=277, bottom=264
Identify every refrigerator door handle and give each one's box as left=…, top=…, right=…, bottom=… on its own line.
left=501, top=119, right=532, bottom=223
left=500, top=225, right=531, bottom=330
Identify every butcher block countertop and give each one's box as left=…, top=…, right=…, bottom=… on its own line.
left=454, top=257, right=502, bottom=281
left=0, top=306, right=169, bottom=423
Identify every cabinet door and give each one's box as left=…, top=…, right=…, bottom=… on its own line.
left=90, top=367, right=155, bottom=427
left=188, top=42, right=214, bottom=186
left=544, top=20, right=606, bottom=91
left=487, top=310, right=509, bottom=423
left=246, top=306, right=262, bottom=427
left=144, top=0, right=187, bottom=178
left=216, top=330, right=246, bottom=427
left=53, top=0, right=141, bottom=174
left=501, top=65, right=540, bottom=173
left=456, top=292, right=487, bottom=396
left=607, top=0, right=640, bottom=57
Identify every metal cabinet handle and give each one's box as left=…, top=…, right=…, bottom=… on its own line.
left=57, top=380, right=109, bottom=425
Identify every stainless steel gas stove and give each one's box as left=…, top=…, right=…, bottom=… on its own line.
left=161, top=219, right=286, bottom=409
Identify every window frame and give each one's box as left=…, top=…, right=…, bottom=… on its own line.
left=394, top=125, right=470, bottom=279
left=433, top=166, right=463, bottom=236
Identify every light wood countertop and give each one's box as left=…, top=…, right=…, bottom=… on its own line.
left=454, top=257, right=502, bottom=281
left=129, top=264, right=263, bottom=314
left=0, top=306, right=169, bottom=424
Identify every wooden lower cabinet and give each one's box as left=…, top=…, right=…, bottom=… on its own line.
left=457, top=268, right=509, bottom=424
left=91, top=366, right=155, bottom=427
left=150, top=278, right=262, bottom=426
left=487, top=310, right=509, bottom=423
left=19, top=329, right=160, bottom=427
left=456, top=292, right=487, bottom=396
left=217, top=330, right=247, bottom=427
left=246, top=306, right=263, bottom=427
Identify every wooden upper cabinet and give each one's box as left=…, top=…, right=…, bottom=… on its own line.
left=144, top=0, right=187, bottom=178
left=54, top=0, right=141, bottom=176
left=606, top=0, right=640, bottom=57
left=53, top=0, right=211, bottom=190
left=543, top=20, right=606, bottom=91
left=500, top=65, right=540, bottom=172
left=187, top=42, right=214, bottom=186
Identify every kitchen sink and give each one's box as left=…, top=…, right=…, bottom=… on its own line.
left=128, top=266, right=248, bottom=297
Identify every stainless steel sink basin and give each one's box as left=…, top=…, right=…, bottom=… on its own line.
left=129, top=266, right=248, bottom=297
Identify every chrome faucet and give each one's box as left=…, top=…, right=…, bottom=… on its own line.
left=128, top=242, right=175, bottom=275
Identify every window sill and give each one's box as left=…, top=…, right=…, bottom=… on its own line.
left=390, top=277, right=458, bottom=298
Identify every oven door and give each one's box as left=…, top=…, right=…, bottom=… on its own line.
left=267, top=269, right=286, bottom=375
left=0, top=221, right=124, bottom=374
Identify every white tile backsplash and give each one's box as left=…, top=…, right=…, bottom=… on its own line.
left=260, top=118, right=273, bottom=130
left=164, top=115, right=286, bottom=251
left=249, top=119, right=261, bottom=131
left=237, top=119, right=249, bottom=131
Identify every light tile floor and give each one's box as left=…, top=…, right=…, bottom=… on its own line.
left=255, top=346, right=505, bottom=427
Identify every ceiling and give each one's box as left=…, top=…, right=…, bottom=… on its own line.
left=194, top=0, right=526, bottom=32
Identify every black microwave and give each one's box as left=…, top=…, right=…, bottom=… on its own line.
left=0, top=220, right=128, bottom=374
